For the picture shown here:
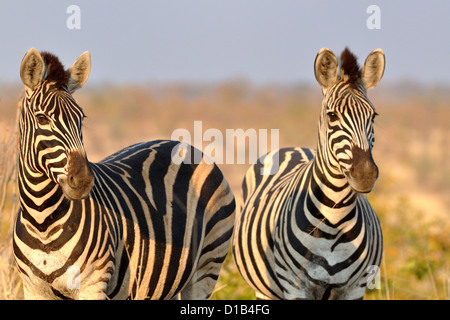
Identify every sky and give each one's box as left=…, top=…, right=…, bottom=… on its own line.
left=0, top=1, right=449, bottom=86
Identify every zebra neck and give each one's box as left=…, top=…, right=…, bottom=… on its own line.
left=307, top=153, right=357, bottom=225
left=18, top=160, right=71, bottom=226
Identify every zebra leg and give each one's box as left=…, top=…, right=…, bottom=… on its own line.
left=78, top=283, right=108, bottom=300
left=179, top=220, right=234, bottom=299
left=255, top=292, right=271, bottom=300
left=23, top=282, right=49, bottom=300
left=179, top=240, right=231, bottom=300
left=178, top=271, right=213, bottom=299
left=179, top=174, right=235, bottom=300
left=76, top=261, right=115, bottom=299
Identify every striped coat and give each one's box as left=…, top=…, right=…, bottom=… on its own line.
left=13, top=48, right=235, bottom=300
left=233, top=48, right=385, bottom=300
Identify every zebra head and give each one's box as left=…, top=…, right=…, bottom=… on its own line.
left=19, top=48, right=93, bottom=200
left=314, top=48, right=385, bottom=193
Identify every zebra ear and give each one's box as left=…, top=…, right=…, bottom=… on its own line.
left=362, top=49, right=385, bottom=89
left=314, top=48, right=339, bottom=90
left=20, top=48, right=45, bottom=91
left=67, top=51, right=91, bottom=93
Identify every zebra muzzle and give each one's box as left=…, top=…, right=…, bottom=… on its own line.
left=58, top=151, right=94, bottom=200
left=345, top=146, right=378, bottom=193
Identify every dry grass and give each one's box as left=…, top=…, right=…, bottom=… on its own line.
left=0, top=104, right=22, bottom=299
left=1, top=81, right=449, bottom=299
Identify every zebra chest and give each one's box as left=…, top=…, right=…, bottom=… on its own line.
left=274, top=221, right=364, bottom=299
left=30, top=251, right=80, bottom=296
left=14, top=221, right=78, bottom=276
left=15, top=240, right=82, bottom=299
left=17, top=238, right=115, bottom=299
left=303, top=236, right=356, bottom=272
left=25, top=246, right=73, bottom=275
left=13, top=209, right=116, bottom=299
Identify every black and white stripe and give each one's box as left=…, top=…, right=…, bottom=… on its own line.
left=233, top=48, right=385, bottom=300
left=13, top=48, right=235, bottom=300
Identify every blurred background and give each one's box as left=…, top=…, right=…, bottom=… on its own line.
left=1, top=1, right=449, bottom=299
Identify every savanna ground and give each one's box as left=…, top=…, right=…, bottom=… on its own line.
left=0, top=80, right=449, bottom=299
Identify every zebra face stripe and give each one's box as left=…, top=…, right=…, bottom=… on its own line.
left=320, top=83, right=378, bottom=193
left=20, top=82, right=93, bottom=200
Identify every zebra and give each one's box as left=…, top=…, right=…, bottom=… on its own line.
left=233, top=48, right=385, bottom=300
left=13, top=48, right=235, bottom=300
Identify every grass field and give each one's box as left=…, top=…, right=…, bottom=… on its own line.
left=1, top=81, right=449, bottom=299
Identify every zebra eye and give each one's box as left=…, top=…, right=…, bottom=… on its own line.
left=327, top=111, right=340, bottom=122
left=36, top=113, right=50, bottom=126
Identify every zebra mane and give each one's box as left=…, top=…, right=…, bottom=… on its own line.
left=340, top=48, right=361, bottom=88
left=40, top=52, right=69, bottom=87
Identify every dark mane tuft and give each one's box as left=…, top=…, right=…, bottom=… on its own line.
left=40, top=52, right=69, bottom=87
left=340, top=48, right=361, bottom=87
